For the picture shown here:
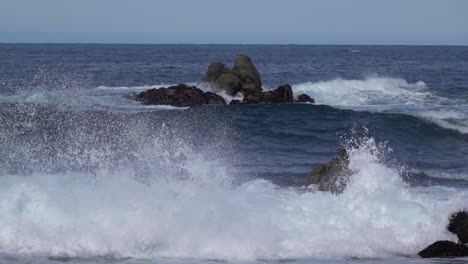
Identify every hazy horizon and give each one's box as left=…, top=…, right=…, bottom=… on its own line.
left=1, top=0, right=467, bottom=45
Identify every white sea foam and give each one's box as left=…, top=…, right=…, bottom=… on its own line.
left=293, top=77, right=468, bottom=134
left=0, top=137, right=465, bottom=261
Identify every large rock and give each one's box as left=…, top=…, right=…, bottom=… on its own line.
left=203, top=62, right=227, bottom=83
left=202, top=54, right=263, bottom=96
left=136, top=84, right=226, bottom=107
left=308, top=149, right=352, bottom=194
left=418, top=241, right=468, bottom=258
left=214, top=72, right=243, bottom=96
left=448, top=211, right=468, bottom=244
left=232, top=54, right=263, bottom=95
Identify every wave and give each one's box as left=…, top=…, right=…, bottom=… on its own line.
left=0, top=136, right=465, bottom=261
left=292, top=77, right=468, bottom=134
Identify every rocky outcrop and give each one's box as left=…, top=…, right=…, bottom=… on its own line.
left=418, top=210, right=468, bottom=258
left=418, top=241, right=468, bottom=258
left=136, top=84, right=226, bottom=107
left=308, top=149, right=352, bottom=194
left=242, top=85, right=294, bottom=104
left=296, top=94, right=315, bottom=103
left=448, top=211, right=468, bottom=244
left=202, top=54, right=263, bottom=96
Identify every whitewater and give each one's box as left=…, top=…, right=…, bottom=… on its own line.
left=0, top=136, right=466, bottom=261
left=1, top=44, right=467, bottom=264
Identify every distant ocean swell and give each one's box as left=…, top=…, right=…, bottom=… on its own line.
left=1, top=76, right=467, bottom=134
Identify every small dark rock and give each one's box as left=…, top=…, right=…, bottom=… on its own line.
left=229, top=100, right=241, bottom=105
left=418, top=240, right=468, bottom=258
left=448, top=211, right=468, bottom=244
left=242, top=85, right=294, bottom=104
left=136, top=84, right=226, bottom=107
left=297, top=94, right=315, bottom=103
left=204, top=92, right=227, bottom=105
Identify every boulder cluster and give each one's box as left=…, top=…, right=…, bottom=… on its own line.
left=135, top=54, right=314, bottom=107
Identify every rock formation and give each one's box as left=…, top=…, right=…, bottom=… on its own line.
left=203, top=54, right=262, bottom=96
left=418, top=210, right=468, bottom=258
left=418, top=240, right=468, bottom=258
left=136, top=84, right=226, bottom=107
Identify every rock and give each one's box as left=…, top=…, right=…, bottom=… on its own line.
left=448, top=211, right=468, bottom=244
left=229, top=99, right=241, bottom=105
left=232, top=54, right=263, bottom=95
left=297, top=94, right=315, bottom=103
left=418, top=240, right=468, bottom=258
left=203, top=62, right=227, bottom=82
left=204, top=92, right=227, bottom=105
left=242, top=85, right=294, bottom=104
left=202, top=54, right=263, bottom=96
left=136, top=84, right=226, bottom=107
left=308, top=149, right=352, bottom=194
left=214, top=72, right=243, bottom=96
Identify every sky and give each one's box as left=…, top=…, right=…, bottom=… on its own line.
left=0, top=0, right=467, bottom=45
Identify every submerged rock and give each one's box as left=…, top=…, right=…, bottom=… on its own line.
left=418, top=240, right=468, bottom=258
left=308, top=149, right=352, bottom=194
left=136, top=84, right=226, bottom=107
left=448, top=211, right=468, bottom=244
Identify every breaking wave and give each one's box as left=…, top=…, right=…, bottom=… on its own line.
left=0, top=133, right=466, bottom=261
left=293, top=77, right=468, bottom=134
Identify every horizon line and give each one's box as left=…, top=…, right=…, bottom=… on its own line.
left=0, top=42, right=467, bottom=47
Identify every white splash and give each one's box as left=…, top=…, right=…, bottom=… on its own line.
left=0, top=137, right=465, bottom=261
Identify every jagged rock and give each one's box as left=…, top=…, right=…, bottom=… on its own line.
left=308, top=149, right=352, bottom=194
left=297, top=94, right=315, bottom=103
left=229, top=100, right=241, bottom=105
left=136, top=84, right=226, bottom=107
left=202, top=54, right=263, bottom=96
left=214, top=72, right=243, bottom=96
left=448, top=211, right=468, bottom=244
left=418, top=241, right=468, bottom=258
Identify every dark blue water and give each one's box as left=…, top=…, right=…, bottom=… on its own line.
left=0, top=44, right=467, bottom=263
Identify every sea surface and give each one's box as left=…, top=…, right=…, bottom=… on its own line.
left=0, top=44, right=467, bottom=264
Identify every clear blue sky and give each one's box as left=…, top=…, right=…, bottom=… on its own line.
left=1, top=0, right=467, bottom=45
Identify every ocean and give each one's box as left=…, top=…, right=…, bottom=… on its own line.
left=0, top=44, right=467, bottom=264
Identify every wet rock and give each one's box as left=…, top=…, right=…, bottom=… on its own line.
left=297, top=94, right=315, bottom=103
left=308, top=149, right=352, bottom=194
left=202, top=54, right=263, bottom=96
left=448, top=211, right=468, bottom=244
left=242, top=85, right=294, bottom=104
left=203, top=62, right=227, bottom=82
left=136, top=84, right=226, bottom=107
left=214, top=72, right=243, bottom=96
left=229, top=99, right=241, bottom=105
left=418, top=240, right=468, bottom=258
left=204, top=92, right=227, bottom=105
left=232, top=54, right=263, bottom=95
